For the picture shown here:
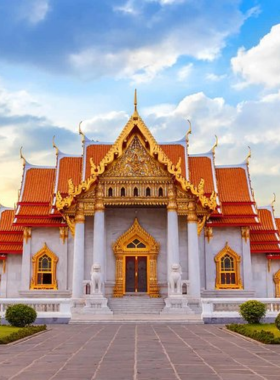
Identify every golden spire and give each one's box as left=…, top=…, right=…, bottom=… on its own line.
left=186, top=119, right=192, bottom=148
left=246, top=146, right=251, bottom=165
left=52, top=135, right=59, bottom=156
left=133, top=89, right=138, bottom=119
left=79, top=121, right=85, bottom=144
left=20, top=147, right=26, bottom=167
left=271, top=193, right=276, bottom=211
left=211, top=135, right=218, bottom=155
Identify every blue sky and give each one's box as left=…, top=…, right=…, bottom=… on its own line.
left=0, top=0, right=280, bottom=213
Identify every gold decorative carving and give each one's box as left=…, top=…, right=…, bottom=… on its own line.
left=95, top=183, right=105, bottom=211
left=167, top=184, right=177, bottom=211
left=2, top=257, right=6, bottom=273
left=23, top=227, right=31, bottom=243
left=113, top=218, right=160, bottom=298
left=65, top=215, right=75, bottom=237
left=30, top=243, right=58, bottom=290
left=204, top=226, right=213, bottom=243
left=241, top=227, right=250, bottom=243
left=197, top=215, right=207, bottom=236
left=214, top=242, right=242, bottom=289
left=75, top=202, right=85, bottom=224
left=55, top=112, right=217, bottom=212
left=187, top=201, right=198, bottom=223
left=274, top=269, right=280, bottom=298
left=59, top=227, right=68, bottom=244
left=103, top=136, right=169, bottom=178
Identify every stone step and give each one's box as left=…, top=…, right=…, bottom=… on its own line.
left=108, top=296, right=165, bottom=315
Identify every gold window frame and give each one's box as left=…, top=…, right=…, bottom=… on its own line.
left=30, top=243, right=58, bottom=290
left=214, top=242, right=242, bottom=289
left=274, top=269, right=280, bottom=298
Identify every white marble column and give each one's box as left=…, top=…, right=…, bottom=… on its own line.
left=92, top=184, right=105, bottom=290
left=0, top=259, right=7, bottom=297
left=72, top=203, right=85, bottom=299
left=187, top=201, right=201, bottom=298
left=241, top=227, right=253, bottom=291
left=20, top=227, right=32, bottom=291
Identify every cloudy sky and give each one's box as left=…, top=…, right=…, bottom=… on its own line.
left=0, top=0, right=280, bottom=213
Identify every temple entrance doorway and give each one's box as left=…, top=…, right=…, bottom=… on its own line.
left=125, top=256, right=147, bottom=293
left=113, top=218, right=160, bottom=297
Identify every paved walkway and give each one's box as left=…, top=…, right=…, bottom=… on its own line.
left=0, top=324, right=280, bottom=380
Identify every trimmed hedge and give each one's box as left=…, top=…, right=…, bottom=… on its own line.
left=0, top=325, right=46, bottom=344
left=239, top=300, right=266, bottom=324
left=5, top=304, right=37, bottom=327
left=275, top=314, right=280, bottom=331
left=226, top=324, right=280, bottom=344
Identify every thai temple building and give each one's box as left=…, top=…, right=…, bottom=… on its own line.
left=0, top=92, right=280, bottom=322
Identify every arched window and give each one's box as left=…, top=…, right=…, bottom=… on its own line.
left=134, top=187, right=138, bottom=197
left=158, top=187, right=163, bottom=197
left=127, top=238, right=146, bottom=249
left=214, top=243, right=242, bottom=289
left=108, top=187, right=113, bottom=197
left=146, top=187, right=151, bottom=197
left=31, top=243, right=58, bottom=290
left=274, top=269, right=280, bottom=298
left=121, top=187, right=125, bottom=197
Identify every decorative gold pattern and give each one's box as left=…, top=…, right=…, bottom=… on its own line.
left=197, top=216, right=207, bottom=236
left=167, top=184, right=177, bottom=211
left=187, top=201, right=198, bottom=223
left=30, top=243, right=58, bottom=290
left=204, top=226, right=213, bottom=243
left=214, top=242, right=242, bottom=289
left=59, top=227, right=68, bottom=244
left=241, top=227, right=250, bottom=243
left=113, top=218, right=160, bottom=298
left=65, top=215, right=75, bottom=237
left=75, top=202, right=85, bottom=224
left=94, top=183, right=105, bottom=211
left=55, top=111, right=217, bottom=212
left=274, top=269, right=280, bottom=298
left=23, top=227, right=31, bottom=244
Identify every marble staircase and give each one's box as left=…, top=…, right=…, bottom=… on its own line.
left=108, top=295, right=165, bottom=314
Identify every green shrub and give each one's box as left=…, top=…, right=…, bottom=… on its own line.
left=239, top=300, right=266, bottom=324
left=5, top=304, right=37, bottom=327
left=0, top=325, right=46, bottom=344
left=275, top=313, right=280, bottom=331
left=226, top=324, right=280, bottom=344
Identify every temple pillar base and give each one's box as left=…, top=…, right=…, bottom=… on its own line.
left=82, top=295, right=112, bottom=315
left=161, top=295, right=195, bottom=315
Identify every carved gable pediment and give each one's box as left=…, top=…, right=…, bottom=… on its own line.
left=102, top=136, right=170, bottom=178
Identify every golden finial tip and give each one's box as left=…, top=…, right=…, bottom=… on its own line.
left=52, top=135, right=59, bottom=156
left=212, top=135, right=218, bottom=154
left=246, top=146, right=251, bottom=164
left=186, top=120, right=192, bottom=147
left=272, top=193, right=276, bottom=208
left=20, top=147, right=26, bottom=166
left=79, top=121, right=85, bottom=144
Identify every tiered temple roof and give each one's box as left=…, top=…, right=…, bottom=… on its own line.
left=0, top=102, right=278, bottom=259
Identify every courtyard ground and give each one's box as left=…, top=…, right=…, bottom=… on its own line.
left=0, top=324, right=280, bottom=380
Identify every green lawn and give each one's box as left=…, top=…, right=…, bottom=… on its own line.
left=0, top=326, right=22, bottom=338
left=245, top=324, right=280, bottom=338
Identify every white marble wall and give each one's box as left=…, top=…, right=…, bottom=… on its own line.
left=251, top=254, right=271, bottom=297
left=6, top=255, right=22, bottom=297
left=84, top=216, right=94, bottom=281
left=178, top=216, right=188, bottom=280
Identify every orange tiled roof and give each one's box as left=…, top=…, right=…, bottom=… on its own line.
left=216, top=167, right=251, bottom=203
left=85, top=145, right=111, bottom=179
left=17, top=205, right=51, bottom=216
left=21, top=168, right=55, bottom=203
left=222, top=205, right=257, bottom=216
left=57, top=157, right=82, bottom=194
left=209, top=217, right=258, bottom=226
left=160, top=145, right=186, bottom=178
left=189, top=156, right=214, bottom=194
left=0, top=210, right=23, bottom=255
left=276, top=218, right=280, bottom=233
left=15, top=218, right=65, bottom=226
left=0, top=210, right=23, bottom=232
left=250, top=208, right=280, bottom=253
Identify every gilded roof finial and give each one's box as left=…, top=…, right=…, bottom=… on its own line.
left=20, top=147, right=26, bottom=167
left=134, top=89, right=137, bottom=112
left=246, top=146, right=251, bottom=165
left=271, top=193, right=276, bottom=210
left=186, top=120, right=192, bottom=148
left=52, top=135, right=59, bottom=156
left=79, top=121, right=85, bottom=144
left=211, top=135, right=218, bottom=155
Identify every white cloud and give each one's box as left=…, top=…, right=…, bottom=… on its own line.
left=231, top=24, right=280, bottom=88
left=114, top=0, right=139, bottom=15
left=17, top=0, right=49, bottom=24
left=177, top=64, right=193, bottom=81
left=206, top=73, right=226, bottom=82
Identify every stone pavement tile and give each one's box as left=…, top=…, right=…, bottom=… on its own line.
left=252, top=367, right=280, bottom=375
left=219, top=375, right=266, bottom=380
